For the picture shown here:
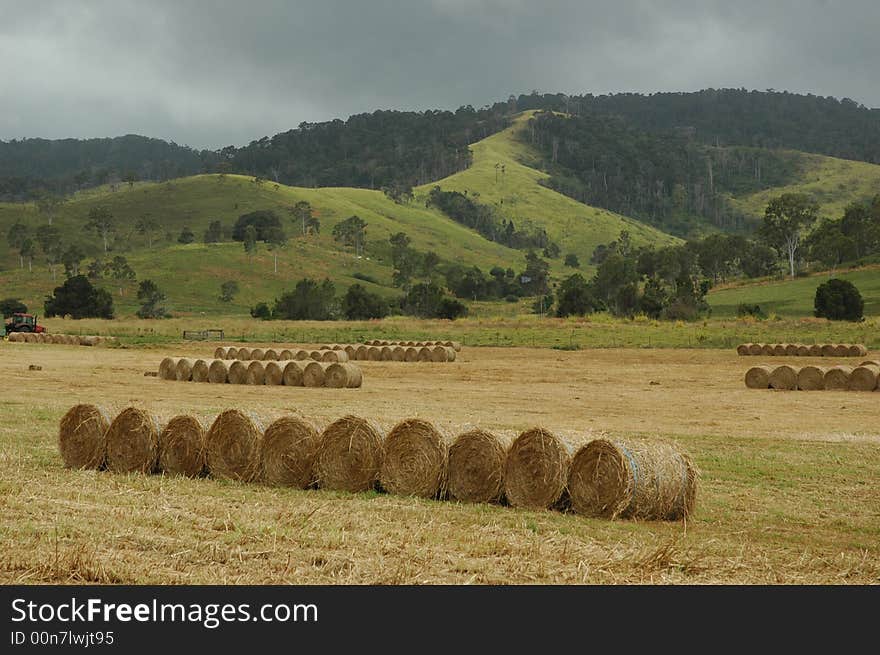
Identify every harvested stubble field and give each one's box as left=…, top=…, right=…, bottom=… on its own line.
left=0, top=342, right=878, bottom=584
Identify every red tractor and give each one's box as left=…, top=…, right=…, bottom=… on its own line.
left=5, top=313, right=47, bottom=335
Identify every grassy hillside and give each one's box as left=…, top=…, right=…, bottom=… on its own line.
left=708, top=266, right=880, bottom=318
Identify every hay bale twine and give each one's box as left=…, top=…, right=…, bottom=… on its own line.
left=736, top=343, right=751, bottom=356
left=264, top=361, right=284, bottom=385
left=809, top=344, right=823, bottom=356
left=207, top=359, right=229, bottom=383
left=417, top=346, right=432, bottom=362
left=158, top=357, right=179, bottom=380
left=213, top=346, right=228, bottom=359
left=824, top=365, right=853, bottom=391
left=430, top=345, right=451, bottom=362
left=206, top=409, right=263, bottom=482
left=744, top=365, right=773, bottom=389
left=380, top=346, right=393, bottom=361
left=797, top=365, right=826, bottom=391
left=391, top=346, right=406, bottom=361
left=158, top=415, right=206, bottom=477
left=279, top=349, right=294, bottom=360
left=848, top=364, right=879, bottom=391
left=761, top=344, right=775, bottom=356
left=315, top=415, right=385, bottom=492
left=568, top=439, right=697, bottom=520
left=246, top=360, right=265, bottom=385
left=58, top=404, right=111, bottom=469
left=769, top=364, right=798, bottom=390
left=796, top=344, right=810, bottom=356
left=380, top=418, right=448, bottom=498
left=344, top=345, right=357, bottom=359
left=322, top=349, right=348, bottom=363
left=228, top=360, right=249, bottom=384
left=367, top=346, right=382, bottom=361
left=191, top=359, right=210, bottom=383
left=503, top=427, right=571, bottom=510
left=106, top=407, right=161, bottom=474
left=821, top=344, right=836, bottom=357
left=175, top=358, right=195, bottom=382
left=404, top=346, right=419, bottom=362
left=282, top=360, right=305, bottom=386
left=264, top=348, right=279, bottom=361
left=303, top=361, right=326, bottom=387
left=772, top=344, right=788, bottom=356
left=261, top=416, right=322, bottom=488
left=325, top=362, right=362, bottom=388
left=784, top=343, right=799, bottom=356
left=447, top=428, right=511, bottom=504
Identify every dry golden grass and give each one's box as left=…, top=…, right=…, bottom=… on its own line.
left=0, top=342, right=878, bottom=584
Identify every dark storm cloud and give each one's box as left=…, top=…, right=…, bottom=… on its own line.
left=1, top=0, right=878, bottom=149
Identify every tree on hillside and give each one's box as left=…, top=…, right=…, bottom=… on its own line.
left=7, top=222, right=29, bottom=268
left=0, top=298, right=27, bottom=318
left=203, top=220, right=224, bottom=243
left=109, top=255, right=136, bottom=295
left=564, top=253, right=580, bottom=268
left=759, top=194, right=818, bottom=277
left=36, top=192, right=64, bottom=226
left=85, top=206, right=116, bottom=253
left=61, top=245, right=85, bottom=278
left=265, top=226, right=288, bottom=273
left=178, top=226, right=195, bottom=244
left=333, top=215, right=367, bottom=256
left=136, top=280, right=168, bottom=318
left=814, top=278, right=863, bottom=321
left=289, top=200, right=320, bottom=237
left=556, top=273, right=599, bottom=317
left=135, top=215, right=161, bottom=248
left=243, top=225, right=258, bottom=258
left=19, top=238, right=35, bottom=272
left=219, top=280, right=239, bottom=303
left=273, top=278, right=336, bottom=320
left=87, top=259, right=107, bottom=280
left=805, top=220, right=857, bottom=269
left=44, top=275, right=114, bottom=319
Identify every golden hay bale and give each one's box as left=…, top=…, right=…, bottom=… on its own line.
left=736, top=343, right=751, bottom=356
left=261, top=416, right=322, bottom=488
left=191, top=359, right=210, bottom=383
left=344, top=345, right=357, bottom=359
left=848, top=364, right=879, bottom=392
left=847, top=344, right=866, bottom=357
left=249, top=348, right=265, bottom=361
left=58, top=404, right=111, bottom=469
left=175, top=358, right=195, bottom=382
left=796, top=344, right=810, bottom=356
left=207, top=359, right=229, bottom=383
left=824, top=366, right=853, bottom=391
left=769, top=364, right=798, bottom=390
left=264, top=361, right=284, bottom=385
left=809, top=344, right=823, bottom=356
left=325, top=362, right=363, bottom=388
left=206, top=409, right=263, bottom=482
left=246, top=360, right=265, bottom=385
left=367, top=346, right=382, bottom=361
left=294, top=349, right=310, bottom=360
left=440, top=340, right=461, bottom=352
left=315, top=415, right=385, bottom=492
left=797, top=365, right=826, bottom=391
left=380, top=418, right=448, bottom=498
left=81, top=335, right=100, bottom=347
left=279, top=349, right=294, bottom=360
left=228, top=360, right=249, bottom=384
left=238, top=347, right=254, bottom=360
left=106, top=407, right=161, bottom=474
left=430, top=345, right=452, bottom=362
left=7, top=332, right=24, bottom=342
left=417, top=346, right=432, bottom=362
left=322, top=349, right=349, bottom=363
left=748, top=343, right=763, bottom=356
left=744, top=365, right=773, bottom=389
left=158, top=357, right=179, bottom=380
left=503, top=427, right=572, bottom=510
left=568, top=439, right=697, bottom=520
left=303, top=361, right=326, bottom=387
left=264, top=348, right=279, bottom=360
left=772, top=344, right=787, bottom=356
left=282, top=360, right=306, bottom=386
left=213, top=346, right=228, bottom=359
left=447, top=428, right=511, bottom=504
left=354, top=345, right=368, bottom=360
left=404, top=346, right=419, bottom=362
left=226, top=347, right=241, bottom=360
left=305, top=350, right=321, bottom=361
left=24, top=333, right=37, bottom=343
left=784, top=343, right=799, bottom=356
left=158, top=415, right=206, bottom=477
left=391, top=346, right=406, bottom=361
left=833, top=344, right=850, bottom=357
left=820, top=344, right=836, bottom=357
left=761, top=344, right=775, bottom=356
left=380, top=346, right=393, bottom=361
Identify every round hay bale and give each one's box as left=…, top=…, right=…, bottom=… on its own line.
left=824, top=365, right=853, bottom=391
left=207, top=359, right=229, bottom=383
left=441, top=340, right=461, bottom=352
left=744, top=365, right=773, bottom=389
left=568, top=439, right=697, bottom=520
left=315, top=415, right=385, bottom=492
left=846, top=344, right=864, bottom=357
left=344, top=345, right=357, bottom=359
left=503, top=427, right=571, bottom=510
left=736, top=343, right=751, bottom=356
left=391, top=346, right=406, bottom=361
left=404, top=346, right=419, bottom=362
left=821, top=344, right=837, bottom=357
left=354, top=345, right=369, bottom=360
left=206, top=409, right=263, bottom=482
left=325, top=362, right=362, bottom=388
left=250, top=348, right=265, bottom=361
left=81, top=335, right=100, bottom=347
left=417, top=346, right=432, bottom=362
left=158, top=357, right=179, bottom=380
left=380, top=418, right=448, bottom=498
left=106, top=407, right=161, bottom=474
left=191, top=359, right=210, bottom=383
left=796, top=344, right=810, bottom=357
left=7, top=332, right=24, bottom=342
left=760, top=344, right=775, bottom=356
left=175, top=358, right=195, bottom=382
left=306, top=350, right=321, bottom=361
left=796, top=365, right=826, bottom=391
left=784, top=343, right=799, bottom=356
left=848, top=364, right=879, bottom=391
left=228, top=360, right=249, bottom=384
left=857, top=344, right=869, bottom=357
left=322, top=349, right=348, bottom=363
left=279, top=349, right=294, bottom=360
left=448, top=428, right=510, bottom=504
left=430, top=345, right=450, bottom=362
left=158, top=415, right=206, bottom=477
left=380, top=346, right=393, bottom=361
left=747, top=343, right=763, bottom=356
left=264, top=361, right=284, bottom=385
left=214, top=346, right=229, bottom=359
left=261, top=416, right=322, bottom=488
left=772, top=344, right=788, bottom=356
left=246, top=360, right=265, bottom=385
left=809, top=344, right=823, bottom=356
left=58, top=404, right=111, bottom=469
left=367, top=346, right=382, bottom=361
left=859, top=360, right=880, bottom=367
left=264, top=348, right=279, bottom=361
left=303, top=361, right=326, bottom=387
left=768, top=364, right=798, bottom=390
left=294, top=349, right=310, bottom=360
left=24, top=333, right=37, bottom=343
left=282, top=360, right=306, bottom=386
left=240, top=347, right=255, bottom=360
left=447, top=348, right=457, bottom=362
left=833, top=344, right=850, bottom=357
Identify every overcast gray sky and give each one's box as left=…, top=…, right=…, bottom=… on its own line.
left=1, top=0, right=878, bottom=149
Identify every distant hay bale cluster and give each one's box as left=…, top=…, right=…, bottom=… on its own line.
left=213, top=340, right=460, bottom=363
left=745, top=360, right=880, bottom=391
left=7, top=332, right=116, bottom=346
left=158, top=357, right=362, bottom=388
left=58, top=404, right=697, bottom=522
left=736, top=342, right=868, bottom=357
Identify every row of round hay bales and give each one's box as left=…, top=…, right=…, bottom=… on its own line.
left=7, top=332, right=112, bottom=346
left=365, top=339, right=461, bottom=351
left=58, top=404, right=696, bottom=522
left=159, top=357, right=362, bottom=388
left=745, top=360, right=880, bottom=391
left=737, top=342, right=868, bottom=357
left=214, top=346, right=348, bottom=363
left=346, top=344, right=456, bottom=362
